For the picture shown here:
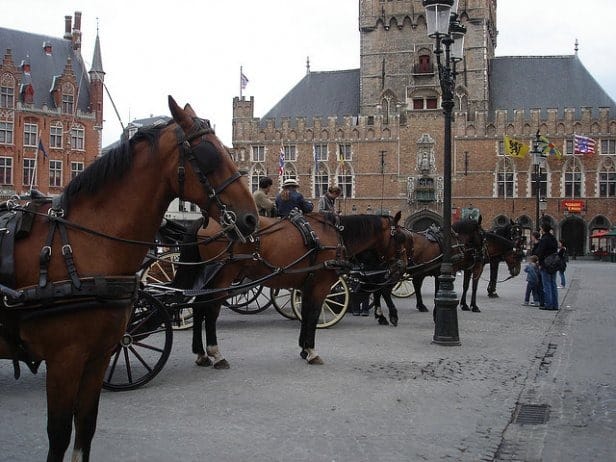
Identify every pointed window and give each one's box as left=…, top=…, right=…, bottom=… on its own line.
left=563, top=159, right=583, bottom=198
left=0, top=83, right=15, bottom=109
left=599, top=158, right=616, bottom=197
left=496, top=157, right=515, bottom=198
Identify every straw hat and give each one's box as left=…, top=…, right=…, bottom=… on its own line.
left=282, top=178, right=299, bottom=188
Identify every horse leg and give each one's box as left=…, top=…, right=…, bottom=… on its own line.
left=203, top=302, right=229, bottom=369
left=192, top=304, right=212, bottom=367
left=298, top=280, right=325, bottom=365
left=382, top=288, right=398, bottom=326
left=373, top=291, right=389, bottom=325
left=471, top=266, right=482, bottom=312
left=413, top=276, right=429, bottom=312
left=459, top=271, right=471, bottom=311
left=487, top=259, right=499, bottom=298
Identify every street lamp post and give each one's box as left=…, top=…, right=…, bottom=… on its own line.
left=531, top=131, right=544, bottom=231
left=423, top=0, right=466, bottom=346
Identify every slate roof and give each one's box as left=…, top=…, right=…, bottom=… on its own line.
left=489, top=55, right=616, bottom=119
left=260, top=69, right=360, bottom=128
left=0, top=26, right=91, bottom=111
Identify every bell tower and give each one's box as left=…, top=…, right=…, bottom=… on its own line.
left=359, top=0, right=497, bottom=116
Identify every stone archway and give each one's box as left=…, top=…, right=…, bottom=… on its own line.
left=405, top=210, right=442, bottom=231
left=560, top=216, right=586, bottom=257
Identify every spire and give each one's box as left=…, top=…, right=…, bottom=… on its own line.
left=574, top=38, right=579, bottom=55
left=306, top=56, right=310, bottom=74
left=89, top=24, right=105, bottom=80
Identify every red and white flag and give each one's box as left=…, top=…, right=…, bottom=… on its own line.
left=574, top=134, right=596, bottom=155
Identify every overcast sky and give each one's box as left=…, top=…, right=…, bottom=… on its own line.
left=3, top=1, right=615, bottom=148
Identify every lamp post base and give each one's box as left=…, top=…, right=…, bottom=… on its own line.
left=432, top=271, right=461, bottom=346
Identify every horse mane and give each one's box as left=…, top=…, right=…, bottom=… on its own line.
left=63, top=121, right=172, bottom=208
left=330, top=214, right=386, bottom=251
left=452, top=218, right=481, bottom=236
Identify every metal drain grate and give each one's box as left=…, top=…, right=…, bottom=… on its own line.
left=513, top=404, right=550, bottom=425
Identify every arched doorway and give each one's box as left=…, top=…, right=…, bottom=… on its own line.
left=405, top=210, right=442, bottom=231
left=560, top=216, right=586, bottom=257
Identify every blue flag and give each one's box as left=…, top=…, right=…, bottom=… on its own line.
left=38, top=138, right=48, bottom=158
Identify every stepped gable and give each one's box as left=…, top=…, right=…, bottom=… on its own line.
left=260, top=69, right=360, bottom=128
left=0, top=26, right=90, bottom=111
left=489, top=55, right=616, bottom=120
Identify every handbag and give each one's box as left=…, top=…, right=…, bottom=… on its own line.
left=543, top=253, right=562, bottom=274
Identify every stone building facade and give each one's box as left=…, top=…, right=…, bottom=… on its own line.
left=231, top=0, right=616, bottom=256
left=0, top=12, right=104, bottom=200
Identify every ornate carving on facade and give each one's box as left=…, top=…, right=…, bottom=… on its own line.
left=416, top=133, right=436, bottom=174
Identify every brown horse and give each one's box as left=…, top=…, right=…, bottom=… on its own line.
left=172, top=212, right=407, bottom=367
left=0, top=96, right=257, bottom=462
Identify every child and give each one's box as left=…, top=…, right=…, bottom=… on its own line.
left=522, top=255, right=540, bottom=306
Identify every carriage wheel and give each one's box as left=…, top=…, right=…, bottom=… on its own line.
left=391, top=274, right=415, bottom=298
left=223, top=283, right=272, bottom=314
left=140, top=251, right=194, bottom=330
left=291, top=276, right=349, bottom=328
left=103, top=290, right=173, bottom=391
left=270, top=288, right=297, bottom=320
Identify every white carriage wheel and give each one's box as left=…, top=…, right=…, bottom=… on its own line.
left=141, top=251, right=194, bottom=330
left=391, top=274, right=415, bottom=298
left=270, top=287, right=297, bottom=320
left=291, top=276, right=349, bottom=328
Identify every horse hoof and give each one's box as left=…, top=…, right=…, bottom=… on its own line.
left=213, top=359, right=230, bottom=369
left=308, top=356, right=324, bottom=365
left=472, top=307, right=481, bottom=313
left=195, top=356, right=213, bottom=367
left=417, top=306, right=429, bottom=313
left=390, top=317, right=398, bottom=327
left=488, top=293, right=499, bottom=298
left=378, top=317, right=389, bottom=326
left=300, top=350, right=308, bottom=360
left=460, top=306, right=470, bottom=311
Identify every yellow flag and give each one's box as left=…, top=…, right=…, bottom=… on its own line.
left=504, top=136, right=529, bottom=159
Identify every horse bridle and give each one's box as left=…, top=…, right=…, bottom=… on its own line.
left=382, top=218, right=408, bottom=283
left=175, top=118, right=249, bottom=242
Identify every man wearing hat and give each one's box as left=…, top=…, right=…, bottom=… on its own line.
left=275, top=178, right=314, bottom=217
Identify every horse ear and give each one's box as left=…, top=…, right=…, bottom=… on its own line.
left=183, top=103, right=197, bottom=118
left=394, top=211, right=402, bottom=225
left=168, top=95, right=192, bottom=130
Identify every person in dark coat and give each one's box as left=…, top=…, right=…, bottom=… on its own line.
left=534, top=222, right=559, bottom=310
left=275, top=178, right=313, bottom=217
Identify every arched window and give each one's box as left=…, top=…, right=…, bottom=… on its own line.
left=418, top=54, right=431, bottom=73
left=563, top=157, right=583, bottom=198
left=496, top=157, right=515, bottom=198
left=313, top=163, right=329, bottom=198
left=70, top=124, right=85, bottom=151
left=250, top=164, right=267, bottom=192
left=598, top=158, right=616, bottom=197
left=337, top=162, right=354, bottom=198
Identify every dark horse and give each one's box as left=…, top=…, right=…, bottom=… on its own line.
left=0, top=96, right=257, bottom=462
left=486, top=221, right=526, bottom=298
left=173, top=212, right=407, bottom=367
left=408, top=219, right=484, bottom=313
left=458, top=221, right=525, bottom=312
left=410, top=219, right=524, bottom=313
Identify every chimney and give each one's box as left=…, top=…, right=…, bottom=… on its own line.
left=64, top=15, right=72, bottom=39
left=72, top=11, right=82, bottom=50
left=74, top=11, right=82, bottom=31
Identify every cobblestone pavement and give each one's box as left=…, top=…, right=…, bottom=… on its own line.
left=1, top=261, right=615, bottom=461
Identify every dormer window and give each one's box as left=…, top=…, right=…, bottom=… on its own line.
left=43, top=41, right=52, bottom=55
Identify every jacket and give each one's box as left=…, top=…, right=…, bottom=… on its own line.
left=524, top=263, right=539, bottom=286
left=534, top=232, right=558, bottom=266
left=275, top=191, right=313, bottom=217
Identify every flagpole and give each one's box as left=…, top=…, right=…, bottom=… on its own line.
left=240, top=66, right=243, bottom=99
left=29, top=153, right=37, bottom=192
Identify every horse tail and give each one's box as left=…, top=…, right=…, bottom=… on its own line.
left=172, top=217, right=204, bottom=289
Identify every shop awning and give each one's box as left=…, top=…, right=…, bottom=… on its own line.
left=604, top=228, right=616, bottom=238
left=591, top=229, right=609, bottom=238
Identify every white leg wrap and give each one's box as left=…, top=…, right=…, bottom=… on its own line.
left=305, top=348, right=318, bottom=362
left=71, top=449, right=83, bottom=462
left=206, top=345, right=223, bottom=363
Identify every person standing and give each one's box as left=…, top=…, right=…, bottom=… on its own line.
left=529, top=231, right=544, bottom=307
left=275, top=178, right=313, bottom=217
left=557, top=239, right=568, bottom=288
left=535, top=222, right=559, bottom=310
left=253, top=177, right=276, bottom=217
left=521, top=255, right=540, bottom=306
left=317, top=186, right=342, bottom=213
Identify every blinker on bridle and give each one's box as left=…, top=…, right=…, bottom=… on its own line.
left=175, top=118, right=248, bottom=243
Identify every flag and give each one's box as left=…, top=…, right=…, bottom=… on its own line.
left=313, top=144, right=318, bottom=173
left=503, top=136, right=529, bottom=159
left=574, top=134, right=596, bottom=155
left=38, top=138, right=48, bottom=158
left=538, top=136, right=562, bottom=160
left=240, top=72, right=249, bottom=90
left=278, top=144, right=285, bottom=177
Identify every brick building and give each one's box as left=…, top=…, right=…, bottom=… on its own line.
left=231, top=0, right=616, bottom=256
left=0, top=12, right=104, bottom=199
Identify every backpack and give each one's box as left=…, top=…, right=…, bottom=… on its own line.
left=543, top=253, right=562, bottom=274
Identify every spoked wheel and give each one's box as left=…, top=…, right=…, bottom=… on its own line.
left=291, top=277, right=350, bottom=328
left=391, top=274, right=415, bottom=298
left=141, top=251, right=193, bottom=330
left=270, top=287, right=297, bottom=320
left=103, top=290, right=173, bottom=391
left=223, top=282, right=272, bottom=314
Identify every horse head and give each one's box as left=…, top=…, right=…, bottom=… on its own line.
left=168, top=96, right=257, bottom=241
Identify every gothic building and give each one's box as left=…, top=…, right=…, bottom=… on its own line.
left=0, top=12, right=104, bottom=200
left=232, top=0, right=615, bottom=256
